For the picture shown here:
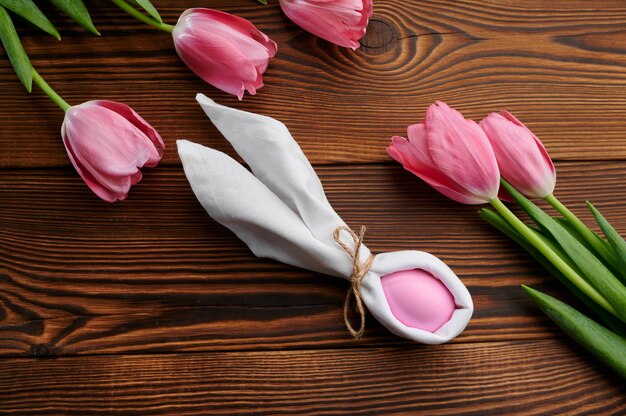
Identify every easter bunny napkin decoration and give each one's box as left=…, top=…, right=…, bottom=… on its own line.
left=177, top=94, right=473, bottom=344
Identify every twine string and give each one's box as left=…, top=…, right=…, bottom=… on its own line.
left=332, top=225, right=375, bottom=339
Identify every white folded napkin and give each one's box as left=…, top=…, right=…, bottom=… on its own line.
left=177, top=94, right=473, bottom=344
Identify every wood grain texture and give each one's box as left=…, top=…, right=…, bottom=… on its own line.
left=2, top=0, right=626, bottom=413
left=1, top=341, right=625, bottom=415
left=2, top=161, right=625, bottom=356
left=3, top=1, right=626, bottom=166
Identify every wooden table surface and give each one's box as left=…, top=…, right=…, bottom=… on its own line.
left=2, top=0, right=626, bottom=414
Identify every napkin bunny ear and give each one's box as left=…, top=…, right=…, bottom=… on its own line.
left=195, top=94, right=364, bottom=258
left=177, top=140, right=352, bottom=278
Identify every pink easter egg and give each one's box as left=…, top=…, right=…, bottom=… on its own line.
left=381, top=269, right=456, bottom=332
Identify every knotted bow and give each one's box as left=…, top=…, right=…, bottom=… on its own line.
left=333, top=225, right=375, bottom=339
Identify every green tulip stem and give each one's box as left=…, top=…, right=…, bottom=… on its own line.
left=32, top=69, right=70, bottom=112
left=544, top=193, right=616, bottom=266
left=489, top=197, right=617, bottom=316
left=111, top=0, right=174, bottom=33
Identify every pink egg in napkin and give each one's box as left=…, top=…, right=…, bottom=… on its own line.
left=382, top=269, right=455, bottom=332
left=177, top=94, right=473, bottom=344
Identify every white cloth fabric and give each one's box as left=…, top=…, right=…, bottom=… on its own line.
left=177, top=94, right=473, bottom=344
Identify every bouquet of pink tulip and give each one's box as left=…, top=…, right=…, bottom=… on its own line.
left=388, top=102, right=626, bottom=378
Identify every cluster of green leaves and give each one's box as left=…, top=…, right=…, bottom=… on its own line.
left=482, top=182, right=626, bottom=378
left=0, top=0, right=160, bottom=92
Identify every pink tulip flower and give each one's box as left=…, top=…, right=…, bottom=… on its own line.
left=480, top=111, right=556, bottom=198
left=387, top=101, right=500, bottom=204
left=172, top=8, right=277, bottom=99
left=62, top=100, right=165, bottom=202
left=279, top=0, right=373, bottom=50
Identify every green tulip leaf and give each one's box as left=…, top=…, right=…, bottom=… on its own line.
left=554, top=216, right=620, bottom=275
left=588, top=201, right=626, bottom=283
left=49, top=0, right=99, bottom=35
left=555, top=217, right=607, bottom=253
left=0, top=0, right=60, bottom=39
left=502, top=179, right=626, bottom=323
left=132, top=0, right=162, bottom=23
left=546, top=194, right=618, bottom=270
left=524, top=285, right=626, bottom=379
left=482, top=208, right=626, bottom=336
left=0, top=5, right=33, bottom=91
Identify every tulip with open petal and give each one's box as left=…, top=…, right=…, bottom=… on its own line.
left=387, top=101, right=500, bottom=204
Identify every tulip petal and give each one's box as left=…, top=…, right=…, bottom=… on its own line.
left=90, top=101, right=163, bottom=167
left=174, top=29, right=264, bottom=98
left=130, top=170, right=143, bottom=185
left=61, top=101, right=163, bottom=202
left=63, top=134, right=130, bottom=202
left=175, top=39, right=254, bottom=98
left=186, top=16, right=273, bottom=71
left=94, top=100, right=165, bottom=153
left=179, top=8, right=277, bottom=58
left=173, top=8, right=275, bottom=98
left=387, top=131, right=486, bottom=204
left=480, top=111, right=555, bottom=198
left=404, top=125, right=488, bottom=203
left=279, top=0, right=371, bottom=49
left=425, top=101, right=500, bottom=201
left=63, top=105, right=153, bottom=183
left=500, top=110, right=556, bottom=194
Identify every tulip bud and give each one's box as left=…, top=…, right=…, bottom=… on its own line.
left=172, top=8, right=277, bottom=99
left=279, top=0, right=373, bottom=50
left=61, top=100, right=164, bottom=202
left=480, top=111, right=556, bottom=198
left=387, top=101, right=500, bottom=204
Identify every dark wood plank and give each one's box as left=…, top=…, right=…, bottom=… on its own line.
left=3, top=0, right=626, bottom=167
left=1, top=340, right=625, bottom=415
left=2, top=161, right=625, bottom=355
